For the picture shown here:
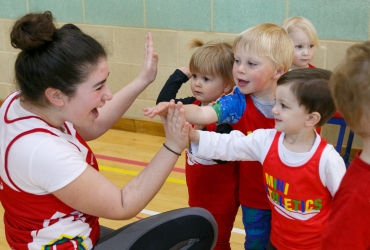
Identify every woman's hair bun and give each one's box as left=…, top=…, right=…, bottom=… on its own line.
left=10, top=11, right=57, bottom=51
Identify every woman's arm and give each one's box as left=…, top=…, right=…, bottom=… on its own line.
left=77, top=32, right=158, bottom=141
left=53, top=101, right=190, bottom=220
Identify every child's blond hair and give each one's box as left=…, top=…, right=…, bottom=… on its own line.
left=282, top=16, right=321, bottom=49
left=233, top=23, right=294, bottom=73
left=188, top=39, right=235, bottom=91
left=330, top=41, right=370, bottom=135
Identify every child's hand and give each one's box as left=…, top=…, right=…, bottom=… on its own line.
left=143, top=101, right=170, bottom=118
left=189, top=126, right=200, bottom=144
left=161, top=100, right=189, bottom=153
left=178, top=66, right=192, bottom=79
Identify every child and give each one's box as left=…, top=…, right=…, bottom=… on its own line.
left=321, top=41, right=370, bottom=249
left=144, top=23, right=294, bottom=249
left=282, top=16, right=320, bottom=70
left=189, top=68, right=347, bottom=250
left=282, top=16, right=325, bottom=135
left=156, top=39, right=237, bottom=250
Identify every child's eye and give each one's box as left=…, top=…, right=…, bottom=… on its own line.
left=192, top=74, right=197, bottom=79
left=204, top=77, right=210, bottom=82
left=248, top=61, right=257, bottom=66
left=309, top=45, right=315, bottom=49
left=295, top=45, right=303, bottom=49
left=281, top=103, right=287, bottom=108
left=234, top=59, right=240, bottom=64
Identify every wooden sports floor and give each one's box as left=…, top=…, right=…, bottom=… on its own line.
left=0, top=129, right=245, bottom=249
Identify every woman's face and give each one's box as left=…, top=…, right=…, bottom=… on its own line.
left=63, top=58, right=112, bottom=128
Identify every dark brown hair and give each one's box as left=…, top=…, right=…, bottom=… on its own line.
left=11, top=11, right=106, bottom=106
left=277, top=68, right=336, bottom=127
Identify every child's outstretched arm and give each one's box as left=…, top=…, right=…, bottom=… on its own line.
left=143, top=101, right=170, bottom=117
left=189, top=129, right=270, bottom=163
left=189, top=126, right=200, bottom=144
left=144, top=103, right=218, bottom=125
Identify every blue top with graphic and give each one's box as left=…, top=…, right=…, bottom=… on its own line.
left=211, top=87, right=246, bottom=124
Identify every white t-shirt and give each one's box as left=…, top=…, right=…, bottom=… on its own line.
left=1, top=95, right=87, bottom=194
left=0, top=92, right=98, bottom=249
left=191, top=129, right=346, bottom=196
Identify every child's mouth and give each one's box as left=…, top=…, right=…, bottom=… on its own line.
left=238, top=79, right=249, bottom=87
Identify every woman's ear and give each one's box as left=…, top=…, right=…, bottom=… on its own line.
left=45, top=88, right=65, bottom=107
left=306, top=112, right=321, bottom=127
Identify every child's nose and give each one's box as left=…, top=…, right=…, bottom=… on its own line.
left=238, top=65, right=245, bottom=74
left=272, top=105, right=278, bottom=114
left=194, top=79, right=202, bottom=87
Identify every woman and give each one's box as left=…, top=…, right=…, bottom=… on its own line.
left=0, top=11, right=217, bottom=250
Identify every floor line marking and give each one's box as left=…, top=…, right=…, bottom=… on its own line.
left=96, top=154, right=185, bottom=173
left=99, top=165, right=186, bottom=185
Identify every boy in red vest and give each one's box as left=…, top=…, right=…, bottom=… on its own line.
left=188, top=68, right=346, bottom=250
left=322, top=41, right=370, bottom=249
left=144, top=23, right=294, bottom=249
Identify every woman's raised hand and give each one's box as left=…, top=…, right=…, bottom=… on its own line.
left=138, top=32, right=158, bottom=85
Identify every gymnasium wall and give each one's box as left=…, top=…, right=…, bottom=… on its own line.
left=0, top=0, right=368, bottom=150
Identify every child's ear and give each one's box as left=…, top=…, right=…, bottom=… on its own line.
left=272, top=67, right=285, bottom=80
left=306, top=112, right=321, bottom=127
left=223, top=83, right=233, bottom=94
left=45, top=88, right=65, bottom=107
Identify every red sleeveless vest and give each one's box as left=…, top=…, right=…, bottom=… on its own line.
left=264, top=131, right=331, bottom=249
left=231, top=94, right=275, bottom=209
